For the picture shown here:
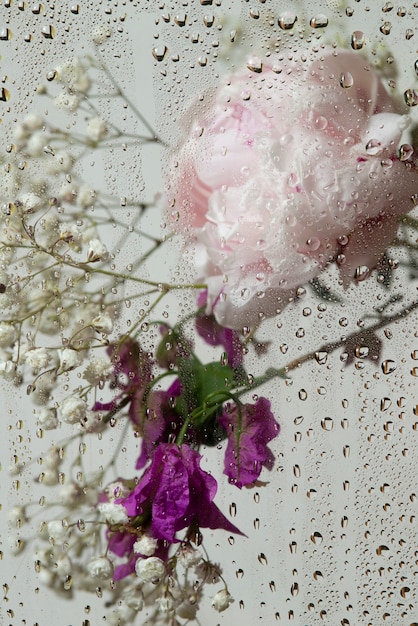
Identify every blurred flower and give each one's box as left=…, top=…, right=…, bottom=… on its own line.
left=195, top=290, right=243, bottom=368
left=219, top=397, right=280, bottom=488
left=119, top=443, right=243, bottom=542
left=212, top=588, right=232, bottom=612
left=135, top=556, right=165, bottom=583
left=170, top=49, right=418, bottom=328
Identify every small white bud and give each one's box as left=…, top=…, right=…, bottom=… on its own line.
left=86, top=117, right=107, bottom=143
left=97, top=502, right=129, bottom=525
left=0, top=323, right=16, bottom=348
left=133, top=535, right=158, bottom=557
left=135, top=557, right=165, bottom=583
left=46, top=520, right=69, bottom=542
left=59, top=348, right=83, bottom=372
left=87, top=556, right=114, bottom=580
left=87, top=238, right=108, bottom=262
left=60, top=396, right=87, bottom=425
left=36, top=407, right=58, bottom=430
left=55, top=92, right=79, bottom=112
left=91, top=313, right=113, bottom=334
left=212, top=589, right=233, bottom=612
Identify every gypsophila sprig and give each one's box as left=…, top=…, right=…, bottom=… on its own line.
left=6, top=10, right=418, bottom=625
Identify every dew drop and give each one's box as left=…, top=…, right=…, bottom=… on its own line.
left=340, top=72, right=354, bottom=88
left=351, top=30, right=365, bottom=49
left=310, top=14, right=328, bottom=28
left=258, top=553, right=268, bottom=565
left=404, top=89, right=418, bottom=107
left=321, top=417, right=334, bottom=431
left=381, top=360, right=396, bottom=375
left=278, top=13, right=297, bottom=30
left=152, top=46, right=168, bottom=62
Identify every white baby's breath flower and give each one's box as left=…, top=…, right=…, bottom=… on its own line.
left=54, top=555, right=72, bottom=577
left=0, top=323, right=16, bottom=347
left=26, top=132, right=46, bottom=157
left=86, top=117, right=107, bottom=143
left=54, top=92, right=80, bottom=112
left=42, top=445, right=63, bottom=470
left=156, top=596, right=174, bottom=613
left=78, top=186, right=96, bottom=208
left=212, top=588, right=232, bottom=612
left=59, top=348, right=83, bottom=372
left=177, top=545, right=202, bottom=567
left=122, top=585, right=144, bottom=610
left=25, top=347, right=51, bottom=373
left=55, top=58, right=91, bottom=94
left=87, top=556, right=114, bottom=580
left=83, top=357, right=113, bottom=385
left=91, top=313, right=113, bottom=334
left=135, top=556, right=166, bottom=583
left=97, top=502, right=129, bottom=525
left=46, top=520, right=69, bottom=542
left=8, top=506, right=27, bottom=525
left=39, top=469, right=59, bottom=485
left=87, top=238, right=108, bottom=262
left=133, top=535, right=158, bottom=557
left=78, top=409, right=106, bottom=434
left=60, top=396, right=87, bottom=424
left=58, top=180, right=78, bottom=202
left=19, top=192, right=44, bottom=213
left=92, top=25, right=112, bottom=45
left=36, top=407, right=58, bottom=430
left=47, top=151, right=74, bottom=174
left=14, top=112, right=44, bottom=139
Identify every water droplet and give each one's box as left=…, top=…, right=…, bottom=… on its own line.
left=278, top=13, right=297, bottom=30
left=290, top=582, right=299, bottom=596
left=321, top=417, right=334, bottom=431
left=229, top=502, right=237, bottom=517
left=41, top=25, right=55, bottom=39
left=311, top=532, right=323, bottom=545
left=203, top=14, right=214, bottom=26
left=351, top=30, right=365, bottom=49
left=405, top=29, right=414, bottom=41
left=0, top=28, right=12, bottom=40
left=381, top=360, right=396, bottom=375
left=399, top=144, right=414, bottom=161
left=404, top=89, right=418, bottom=107
left=380, top=397, right=392, bottom=411
left=315, top=351, right=328, bottom=365
left=269, top=580, right=276, bottom=592
left=174, top=14, right=187, bottom=26
left=380, top=21, right=392, bottom=35
left=249, top=8, right=260, bottom=19
left=258, top=553, right=268, bottom=565
left=63, top=575, right=73, bottom=590
left=152, top=46, right=168, bottom=62
left=354, top=266, right=370, bottom=282
left=340, top=72, right=354, bottom=88
left=310, top=14, right=328, bottom=28
left=365, top=139, right=382, bottom=155
left=247, top=57, right=262, bottom=73
left=313, top=570, right=323, bottom=580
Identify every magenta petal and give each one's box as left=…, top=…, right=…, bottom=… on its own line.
left=219, top=397, right=280, bottom=488
left=152, top=447, right=190, bottom=541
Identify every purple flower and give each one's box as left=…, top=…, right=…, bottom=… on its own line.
left=218, top=397, right=280, bottom=488
left=135, top=379, right=186, bottom=469
left=119, top=443, right=244, bottom=542
left=93, top=338, right=153, bottom=427
left=195, top=290, right=243, bottom=369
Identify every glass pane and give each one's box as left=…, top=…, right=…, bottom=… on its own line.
left=1, top=1, right=417, bottom=625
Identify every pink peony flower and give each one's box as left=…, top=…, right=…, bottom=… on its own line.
left=169, top=49, right=418, bottom=329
